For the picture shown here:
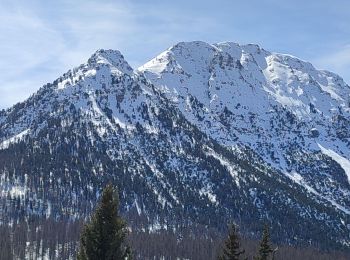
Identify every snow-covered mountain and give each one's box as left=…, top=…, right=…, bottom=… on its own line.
left=140, top=41, right=350, bottom=215
left=1, top=42, right=350, bottom=252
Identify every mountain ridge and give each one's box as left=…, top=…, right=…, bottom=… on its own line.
left=0, top=41, right=350, bottom=255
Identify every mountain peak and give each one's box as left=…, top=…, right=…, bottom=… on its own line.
left=139, top=41, right=272, bottom=76
left=88, top=49, right=133, bottom=75
left=169, top=41, right=217, bottom=52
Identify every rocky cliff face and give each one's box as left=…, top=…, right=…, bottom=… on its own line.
left=1, top=42, right=350, bottom=250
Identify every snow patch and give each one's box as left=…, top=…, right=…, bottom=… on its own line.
left=0, top=129, right=30, bottom=150
left=206, top=147, right=240, bottom=187
left=139, top=50, right=170, bottom=75
left=199, top=187, right=218, bottom=205
left=57, top=78, right=71, bottom=90
left=318, top=144, right=350, bottom=184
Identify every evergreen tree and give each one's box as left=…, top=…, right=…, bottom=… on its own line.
left=254, top=225, right=274, bottom=260
left=77, top=184, right=132, bottom=260
left=218, top=224, right=246, bottom=260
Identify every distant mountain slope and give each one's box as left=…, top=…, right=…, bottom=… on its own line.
left=0, top=42, right=350, bottom=254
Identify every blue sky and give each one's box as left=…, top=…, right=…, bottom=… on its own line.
left=0, top=0, right=349, bottom=108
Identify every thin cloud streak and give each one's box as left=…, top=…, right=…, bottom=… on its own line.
left=313, top=45, right=350, bottom=84
left=0, top=0, right=349, bottom=108
left=0, top=0, right=222, bottom=109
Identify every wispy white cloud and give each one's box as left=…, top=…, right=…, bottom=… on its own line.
left=0, top=0, right=134, bottom=108
left=0, top=5, right=65, bottom=77
left=313, top=45, right=350, bottom=84
left=0, top=1, right=66, bottom=107
left=0, top=0, right=220, bottom=108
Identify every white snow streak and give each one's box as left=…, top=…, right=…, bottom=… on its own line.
left=0, top=129, right=30, bottom=150
left=318, top=144, right=350, bottom=184
left=286, top=171, right=350, bottom=214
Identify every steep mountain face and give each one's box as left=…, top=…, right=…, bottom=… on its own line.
left=1, top=42, right=350, bottom=255
left=140, top=41, right=350, bottom=215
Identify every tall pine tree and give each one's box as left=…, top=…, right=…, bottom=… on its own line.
left=77, top=184, right=132, bottom=260
left=254, top=225, right=274, bottom=260
left=218, top=224, right=246, bottom=260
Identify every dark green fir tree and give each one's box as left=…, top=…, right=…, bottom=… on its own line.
left=218, top=224, right=246, bottom=260
left=77, top=184, right=132, bottom=260
left=254, top=225, right=274, bottom=260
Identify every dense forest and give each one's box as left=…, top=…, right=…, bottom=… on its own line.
left=0, top=185, right=349, bottom=260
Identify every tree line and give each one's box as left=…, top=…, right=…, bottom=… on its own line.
left=78, top=184, right=277, bottom=260
left=0, top=183, right=349, bottom=259
left=76, top=184, right=350, bottom=260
